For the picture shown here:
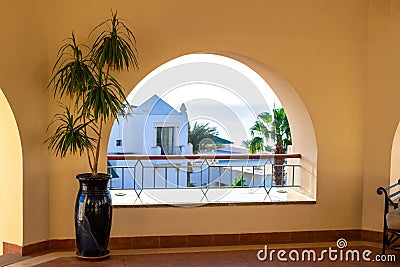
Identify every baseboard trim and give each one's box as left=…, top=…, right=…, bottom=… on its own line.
left=3, top=229, right=383, bottom=256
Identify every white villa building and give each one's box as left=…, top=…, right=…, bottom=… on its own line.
left=108, top=94, right=193, bottom=155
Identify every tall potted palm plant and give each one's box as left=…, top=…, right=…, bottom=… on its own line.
left=46, top=12, right=138, bottom=258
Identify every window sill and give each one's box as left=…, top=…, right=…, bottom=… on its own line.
left=110, top=187, right=315, bottom=208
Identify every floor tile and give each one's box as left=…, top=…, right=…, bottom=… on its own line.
left=25, top=244, right=400, bottom=267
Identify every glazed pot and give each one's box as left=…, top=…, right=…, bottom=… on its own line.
left=75, top=173, right=112, bottom=258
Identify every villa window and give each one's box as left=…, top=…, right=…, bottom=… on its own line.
left=156, top=127, right=175, bottom=155
left=116, top=139, right=122, bottom=147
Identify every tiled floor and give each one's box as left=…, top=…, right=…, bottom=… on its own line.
left=9, top=242, right=400, bottom=266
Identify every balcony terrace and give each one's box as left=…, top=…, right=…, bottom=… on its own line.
left=107, top=153, right=314, bottom=206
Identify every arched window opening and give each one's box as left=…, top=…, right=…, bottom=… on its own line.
left=106, top=53, right=317, bottom=206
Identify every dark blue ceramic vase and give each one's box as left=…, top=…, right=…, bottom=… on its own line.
left=75, top=173, right=112, bottom=258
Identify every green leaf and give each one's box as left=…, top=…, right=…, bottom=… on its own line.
left=249, top=136, right=264, bottom=154
left=188, top=122, right=219, bottom=154
left=247, top=108, right=292, bottom=153
left=47, top=33, right=95, bottom=102
left=45, top=106, right=97, bottom=157
left=81, top=70, right=127, bottom=122
left=90, top=11, right=138, bottom=72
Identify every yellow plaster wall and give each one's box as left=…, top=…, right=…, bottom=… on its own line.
left=3, top=0, right=395, bottom=246
left=43, top=0, right=368, bottom=240
left=0, top=1, right=50, bottom=246
left=363, top=0, right=400, bottom=231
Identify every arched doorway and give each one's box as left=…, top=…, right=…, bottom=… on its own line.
left=390, top=123, right=400, bottom=185
left=0, top=88, right=23, bottom=255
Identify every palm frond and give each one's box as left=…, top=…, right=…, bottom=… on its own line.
left=249, top=137, right=264, bottom=154
left=45, top=106, right=97, bottom=157
left=188, top=122, right=219, bottom=154
left=81, top=70, right=127, bottom=122
left=257, top=112, right=273, bottom=123
left=47, top=33, right=95, bottom=101
left=90, top=11, right=138, bottom=71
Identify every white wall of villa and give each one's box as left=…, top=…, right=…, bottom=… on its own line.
left=108, top=95, right=192, bottom=155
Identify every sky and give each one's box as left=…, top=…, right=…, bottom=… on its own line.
left=126, top=54, right=282, bottom=146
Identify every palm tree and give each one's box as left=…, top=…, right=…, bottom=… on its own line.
left=188, top=122, right=219, bottom=154
left=247, top=108, right=292, bottom=185
left=271, top=108, right=292, bottom=153
left=248, top=108, right=291, bottom=153
left=270, top=108, right=292, bottom=185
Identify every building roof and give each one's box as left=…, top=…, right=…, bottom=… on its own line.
left=133, top=94, right=181, bottom=115
left=214, top=136, right=233, bottom=144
